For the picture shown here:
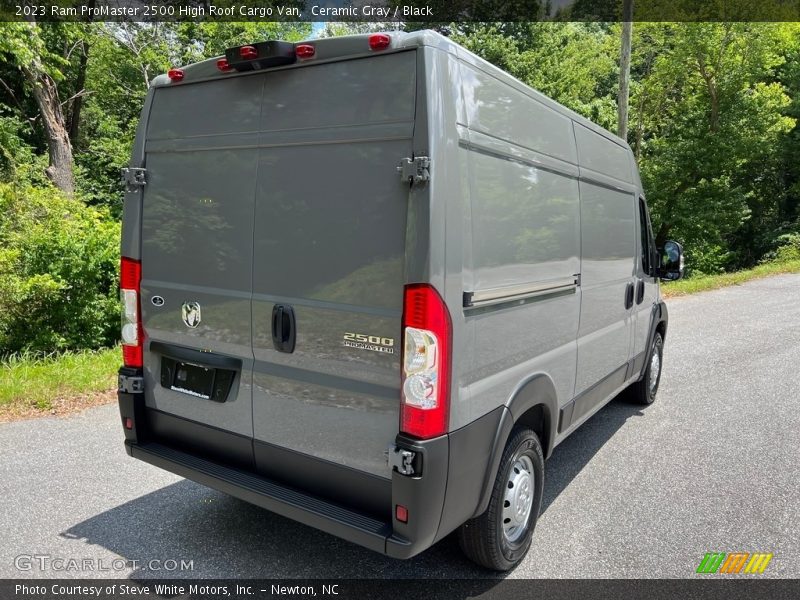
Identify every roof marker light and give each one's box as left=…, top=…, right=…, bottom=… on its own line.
left=167, top=68, right=184, bottom=82
left=295, top=44, right=315, bottom=59
left=216, top=58, right=233, bottom=72
left=369, top=34, right=391, bottom=51
left=240, top=45, right=258, bottom=59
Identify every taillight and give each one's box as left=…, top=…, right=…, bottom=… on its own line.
left=369, top=34, right=391, bottom=51
left=120, top=257, right=143, bottom=368
left=295, top=44, right=315, bottom=59
left=167, top=68, right=184, bottom=82
left=400, top=284, right=452, bottom=439
left=216, top=58, right=233, bottom=72
left=239, top=45, right=258, bottom=59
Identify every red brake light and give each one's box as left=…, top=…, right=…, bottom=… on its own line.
left=216, top=58, right=232, bottom=72
left=120, top=257, right=143, bottom=368
left=167, top=68, right=184, bottom=82
left=369, top=34, right=391, bottom=51
left=240, top=45, right=258, bottom=60
left=400, top=284, right=452, bottom=439
left=295, top=44, right=315, bottom=59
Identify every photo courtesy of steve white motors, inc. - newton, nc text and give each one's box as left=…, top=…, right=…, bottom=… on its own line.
left=1, top=0, right=800, bottom=599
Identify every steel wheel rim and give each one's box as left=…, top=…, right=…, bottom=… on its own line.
left=502, top=454, right=534, bottom=544
left=649, top=347, right=661, bottom=395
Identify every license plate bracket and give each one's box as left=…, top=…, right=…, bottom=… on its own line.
left=160, top=356, right=235, bottom=403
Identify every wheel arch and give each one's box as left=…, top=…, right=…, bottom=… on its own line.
left=639, top=299, right=669, bottom=381
left=472, top=373, right=559, bottom=518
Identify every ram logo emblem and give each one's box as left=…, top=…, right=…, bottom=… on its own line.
left=181, top=302, right=201, bottom=328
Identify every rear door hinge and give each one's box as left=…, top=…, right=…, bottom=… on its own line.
left=397, top=156, right=430, bottom=186
left=385, top=445, right=418, bottom=476
left=118, top=372, right=144, bottom=394
left=121, top=167, right=147, bottom=191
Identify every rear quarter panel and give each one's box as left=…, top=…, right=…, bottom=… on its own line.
left=451, top=53, right=582, bottom=430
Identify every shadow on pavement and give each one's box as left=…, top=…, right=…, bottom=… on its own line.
left=540, top=395, right=646, bottom=514
left=62, top=395, right=643, bottom=579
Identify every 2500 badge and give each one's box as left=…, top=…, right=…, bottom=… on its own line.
left=342, top=332, right=395, bottom=354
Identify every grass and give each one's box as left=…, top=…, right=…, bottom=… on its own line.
left=662, top=259, right=800, bottom=298
left=0, top=347, right=119, bottom=421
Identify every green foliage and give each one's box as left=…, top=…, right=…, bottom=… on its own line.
left=632, top=23, right=796, bottom=274
left=0, top=115, right=38, bottom=181
left=774, top=233, right=800, bottom=262
left=0, top=183, right=120, bottom=355
left=0, top=347, right=119, bottom=412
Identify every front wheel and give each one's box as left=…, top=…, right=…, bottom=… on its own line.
left=457, top=427, right=544, bottom=571
left=629, top=331, right=664, bottom=405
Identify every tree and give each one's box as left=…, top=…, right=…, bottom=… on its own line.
left=0, top=22, right=75, bottom=194
left=632, top=23, right=795, bottom=271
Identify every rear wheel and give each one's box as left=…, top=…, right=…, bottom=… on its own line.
left=457, top=427, right=544, bottom=571
left=629, top=331, right=664, bottom=405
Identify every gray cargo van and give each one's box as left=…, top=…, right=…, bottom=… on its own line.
left=117, top=30, right=685, bottom=571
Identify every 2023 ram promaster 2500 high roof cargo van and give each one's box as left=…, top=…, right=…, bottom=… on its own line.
left=117, top=30, right=685, bottom=571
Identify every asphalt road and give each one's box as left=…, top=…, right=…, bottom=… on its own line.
left=1, top=274, right=799, bottom=579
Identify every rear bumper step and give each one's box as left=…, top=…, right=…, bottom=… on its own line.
left=126, top=440, right=391, bottom=554
left=119, top=388, right=453, bottom=559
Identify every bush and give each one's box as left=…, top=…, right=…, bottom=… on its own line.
left=0, top=183, right=120, bottom=355
left=774, top=233, right=800, bottom=263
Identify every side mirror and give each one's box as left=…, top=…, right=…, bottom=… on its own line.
left=659, top=240, right=684, bottom=281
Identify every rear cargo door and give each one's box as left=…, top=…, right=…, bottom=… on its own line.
left=251, top=51, right=417, bottom=486
left=139, top=76, right=260, bottom=445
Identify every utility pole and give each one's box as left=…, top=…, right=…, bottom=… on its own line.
left=617, top=0, right=634, bottom=141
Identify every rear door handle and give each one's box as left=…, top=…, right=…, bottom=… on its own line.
left=624, top=282, right=634, bottom=309
left=271, top=304, right=296, bottom=353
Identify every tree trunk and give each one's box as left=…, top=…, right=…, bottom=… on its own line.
left=18, top=21, right=74, bottom=195
left=696, top=55, right=720, bottom=133
left=69, top=1, right=95, bottom=147
left=617, top=0, right=634, bottom=141
left=68, top=42, right=88, bottom=147
left=23, top=65, right=74, bottom=195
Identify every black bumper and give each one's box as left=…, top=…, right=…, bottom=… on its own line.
left=117, top=390, right=451, bottom=559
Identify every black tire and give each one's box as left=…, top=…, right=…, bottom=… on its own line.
left=629, top=331, right=664, bottom=405
left=457, top=427, right=544, bottom=571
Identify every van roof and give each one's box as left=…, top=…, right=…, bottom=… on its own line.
left=152, top=29, right=630, bottom=153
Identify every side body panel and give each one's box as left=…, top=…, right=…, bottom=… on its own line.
left=558, top=127, right=640, bottom=437
left=454, top=50, right=581, bottom=433
left=443, top=39, right=649, bottom=458
left=573, top=123, right=637, bottom=395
